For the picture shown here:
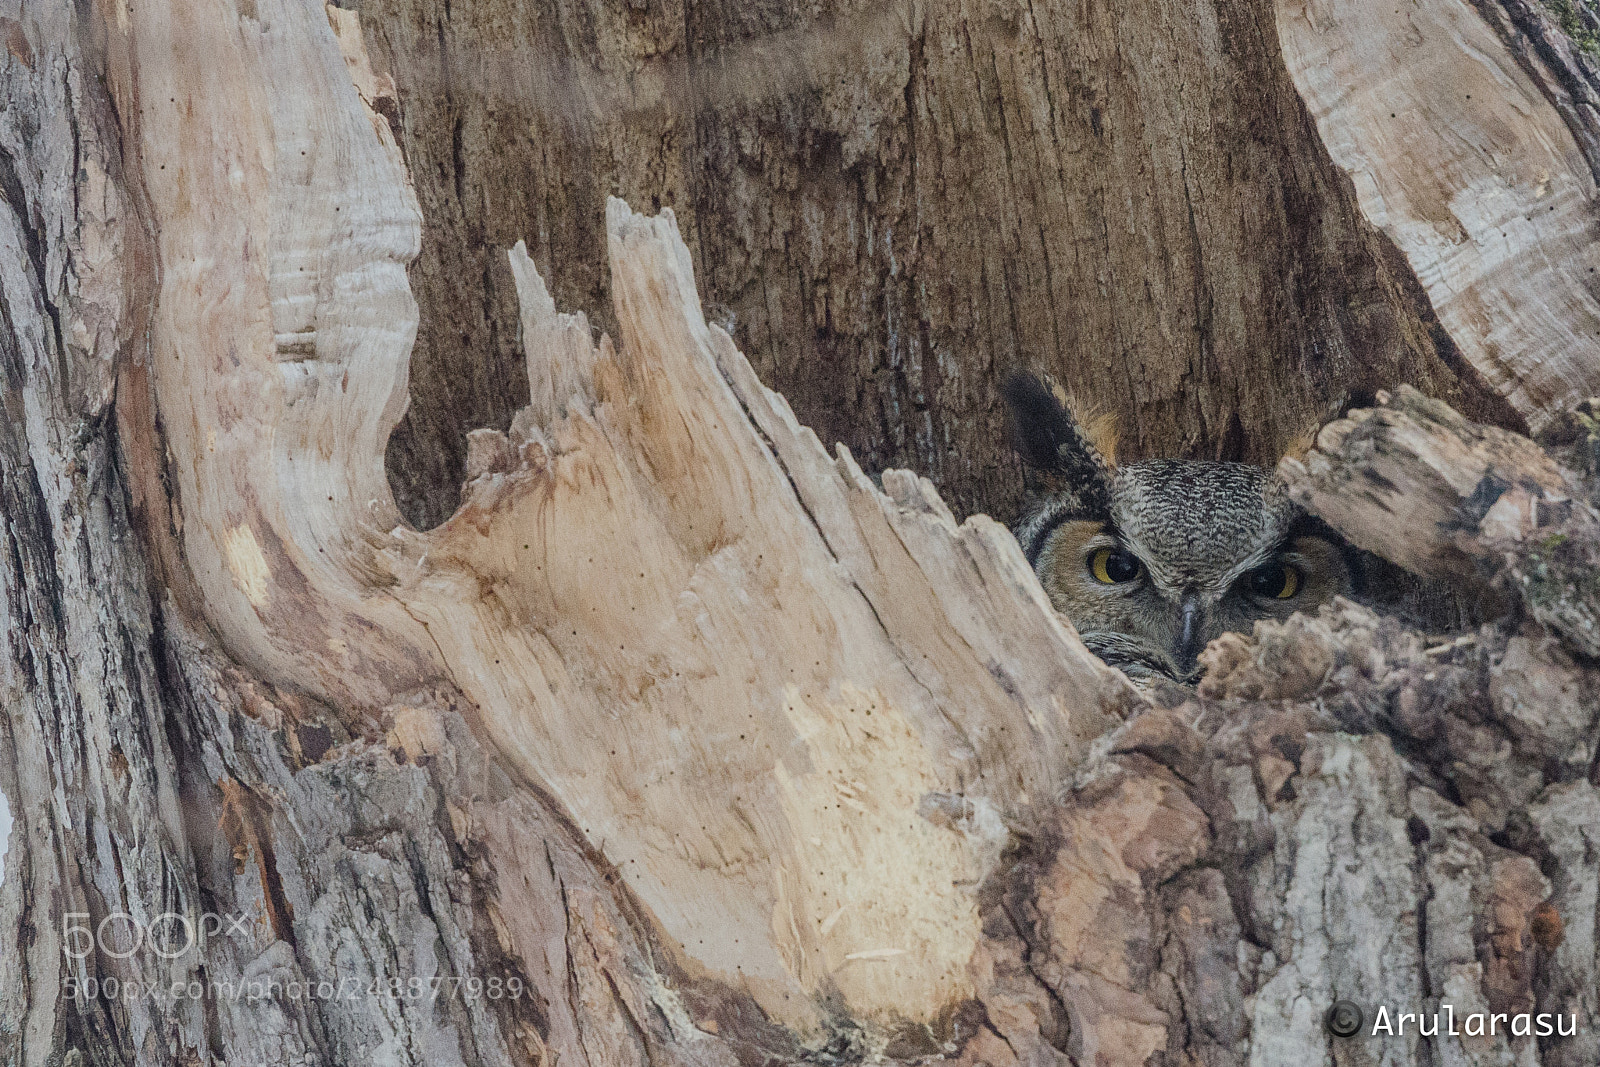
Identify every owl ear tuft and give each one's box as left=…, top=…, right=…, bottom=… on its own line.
left=1003, top=372, right=1116, bottom=514
left=1071, top=401, right=1119, bottom=469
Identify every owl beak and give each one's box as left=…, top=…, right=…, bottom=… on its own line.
left=1174, top=593, right=1203, bottom=674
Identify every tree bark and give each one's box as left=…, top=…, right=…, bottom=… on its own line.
left=1, top=0, right=1598, bottom=1066
left=361, top=0, right=1600, bottom=530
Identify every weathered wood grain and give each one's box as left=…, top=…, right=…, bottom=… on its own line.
left=1277, top=0, right=1600, bottom=432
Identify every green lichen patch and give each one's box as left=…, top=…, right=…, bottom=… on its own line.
left=1514, top=524, right=1600, bottom=659
left=1543, top=0, right=1600, bottom=57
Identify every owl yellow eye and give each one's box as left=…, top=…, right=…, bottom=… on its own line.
left=1248, top=562, right=1301, bottom=599
left=1089, top=547, right=1141, bottom=584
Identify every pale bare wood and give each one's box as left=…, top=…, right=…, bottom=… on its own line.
left=402, top=201, right=1133, bottom=1028
left=1281, top=385, right=1600, bottom=655
left=1280, top=387, right=1571, bottom=579
left=115, top=0, right=438, bottom=708
left=1277, top=0, right=1600, bottom=430
left=108, top=0, right=1133, bottom=1030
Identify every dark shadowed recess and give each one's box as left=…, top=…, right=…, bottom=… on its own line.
left=362, top=0, right=1522, bottom=533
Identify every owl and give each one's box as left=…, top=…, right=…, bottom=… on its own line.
left=1005, top=373, right=1356, bottom=684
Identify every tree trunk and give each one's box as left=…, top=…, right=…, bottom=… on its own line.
left=1, top=2, right=1598, bottom=1067
left=366, top=0, right=1590, bottom=529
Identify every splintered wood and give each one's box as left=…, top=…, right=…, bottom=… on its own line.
left=137, top=33, right=1132, bottom=1018
left=102, top=0, right=1128, bottom=1034
left=406, top=202, right=1130, bottom=1027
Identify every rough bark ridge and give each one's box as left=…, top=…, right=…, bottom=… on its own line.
left=0, top=4, right=190, bottom=1059
left=1010, top=387, right=1600, bottom=1066
left=2, top=0, right=1600, bottom=1065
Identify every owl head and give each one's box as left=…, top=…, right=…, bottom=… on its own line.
left=1005, top=373, right=1356, bottom=684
